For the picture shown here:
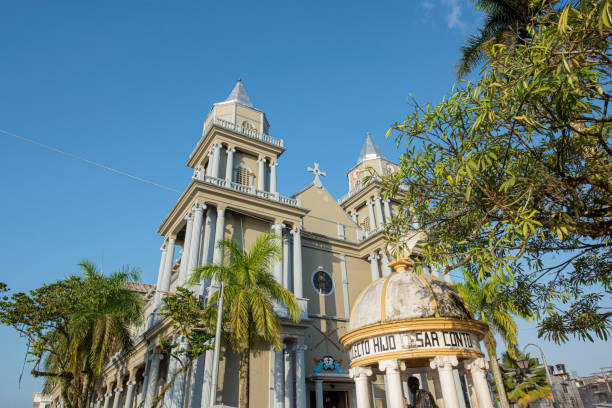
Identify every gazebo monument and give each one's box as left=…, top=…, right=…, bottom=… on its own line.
left=340, top=246, right=495, bottom=408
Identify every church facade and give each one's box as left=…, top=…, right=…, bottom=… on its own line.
left=44, top=80, right=489, bottom=408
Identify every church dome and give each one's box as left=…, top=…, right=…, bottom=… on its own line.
left=349, top=268, right=472, bottom=331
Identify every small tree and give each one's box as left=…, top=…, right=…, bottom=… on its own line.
left=190, top=233, right=300, bottom=408
left=148, top=287, right=214, bottom=408
left=456, top=270, right=535, bottom=408
left=0, top=261, right=143, bottom=408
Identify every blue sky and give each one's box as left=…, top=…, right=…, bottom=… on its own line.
left=0, top=1, right=609, bottom=406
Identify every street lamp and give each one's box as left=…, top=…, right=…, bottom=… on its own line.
left=523, top=343, right=560, bottom=408
left=517, top=355, right=529, bottom=371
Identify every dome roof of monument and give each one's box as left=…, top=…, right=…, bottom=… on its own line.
left=348, top=270, right=472, bottom=331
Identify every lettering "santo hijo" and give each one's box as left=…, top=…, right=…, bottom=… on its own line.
left=351, top=335, right=396, bottom=358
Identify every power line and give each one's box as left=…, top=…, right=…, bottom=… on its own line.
left=0, top=128, right=181, bottom=193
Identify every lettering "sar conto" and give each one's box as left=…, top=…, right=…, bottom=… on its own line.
left=408, top=331, right=474, bottom=348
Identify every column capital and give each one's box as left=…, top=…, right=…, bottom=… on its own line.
left=207, top=150, right=214, bottom=158
left=213, top=142, right=223, bottom=149
left=368, top=254, right=379, bottom=261
left=216, top=205, right=226, bottom=213
left=349, top=366, right=373, bottom=379
left=257, top=156, right=267, bottom=163
left=269, top=160, right=279, bottom=167
left=464, top=357, right=488, bottom=371
left=192, top=202, right=206, bottom=212
left=373, top=195, right=381, bottom=201
left=184, top=212, right=193, bottom=221
left=366, top=200, right=373, bottom=206
left=160, top=244, right=167, bottom=252
left=295, top=344, right=307, bottom=352
left=114, top=388, right=123, bottom=393
left=429, top=355, right=458, bottom=369
left=126, top=380, right=137, bottom=386
left=291, top=226, right=302, bottom=235
left=167, top=236, right=177, bottom=243
left=378, top=359, right=399, bottom=373
left=227, top=146, right=236, bottom=153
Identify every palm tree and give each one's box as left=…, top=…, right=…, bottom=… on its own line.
left=191, top=233, right=300, bottom=408
left=455, top=270, right=534, bottom=408
left=456, top=0, right=541, bottom=78
left=495, top=351, right=552, bottom=407
left=42, top=261, right=144, bottom=408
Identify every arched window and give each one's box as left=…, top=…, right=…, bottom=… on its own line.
left=234, top=166, right=250, bottom=186
left=360, top=216, right=371, bottom=233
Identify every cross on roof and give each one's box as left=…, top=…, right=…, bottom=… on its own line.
left=307, top=162, right=326, bottom=188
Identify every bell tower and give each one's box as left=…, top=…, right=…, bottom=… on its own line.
left=187, top=79, right=281, bottom=192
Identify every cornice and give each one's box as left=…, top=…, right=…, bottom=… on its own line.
left=157, top=180, right=309, bottom=236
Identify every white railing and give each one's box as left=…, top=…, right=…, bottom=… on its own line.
left=337, top=176, right=380, bottom=205
left=203, top=117, right=284, bottom=148
left=196, top=174, right=301, bottom=207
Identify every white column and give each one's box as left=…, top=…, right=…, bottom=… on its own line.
left=274, top=349, right=285, bottom=408
left=96, top=397, right=103, bottom=408
left=282, top=234, right=292, bottom=291
left=211, top=143, right=222, bottom=178
left=284, top=348, right=294, bottom=408
left=103, top=392, right=113, bottom=408
left=168, top=337, right=189, bottom=408
left=202, top=206, right=227, bottom=408
left=112, top=388, right=123, bottom=408
left=430, top=356, right=461, bottom=408
left=212, top=207, right=226, bottom=264
left=138, top=369, right=149, bottom=408
left=123, top=381, right=136, bottom=408
left=383, top=199, right=392, bottom=221
left=225, top=146, right=235, bottom=183
left=314, top=380, right=324, bottom=408
left=271, top=223, right=284, bottom=284
left=340, top=254, right=350, bottom=318
left=349, top=211, right=357, bottom=223
left=374, top=196, right=385, bottom=227
left=186, top=203, right=205, bottom=282
left=144, top=354, right=163, bottom=408
left=257, top=157, right=266, bottom=190
left=154, top=244, right=167, bottom=306
left=270, top=161, right=278, bottom=193
left=178, top=213, right=194, bottom=286
left=201, top=208, right=216, bottom=265
left=292, top=228, right=303, bottom=298
left=295, top=345, right=307, bottom=408
left=366, top=201, right=377, bottom=231
left=159, top=237, right=176, bottom=297
left=379, top=250, right=391, bottom=276
left=206, top=151, right=214, bottom=176
left=465, top=358, right=494, bottom=408
left=368, top=254, right=380, bottom=281
left=379, top=360, right=403, bottom=408
left=349, top=366, right=373, bottom=408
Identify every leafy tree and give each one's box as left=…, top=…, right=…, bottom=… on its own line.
left=456, top=0, right=541, bottom=78
left=150, top=287, right=214, bottom=408
left=494, top=351, right=552, bottom=407
left=0, top=261, right=144, bottom=408
left=382, top=0, right=612, bottom=343
left=190, top=233, right=300, bottom=408
left=455, top=270, right=535, bottom=408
